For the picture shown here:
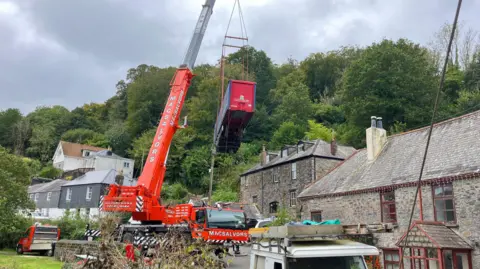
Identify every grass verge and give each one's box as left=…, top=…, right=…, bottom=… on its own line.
left=0, top=250, right=63, bottom=269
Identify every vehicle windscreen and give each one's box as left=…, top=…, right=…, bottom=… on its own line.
left=287, top=256, right=366, bottom=269
left=207, top=209, right=246, bottom=229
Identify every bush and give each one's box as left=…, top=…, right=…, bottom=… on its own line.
left=43, top=210, right=97, bottom=240
left=0, top=214, right=33, bottom=249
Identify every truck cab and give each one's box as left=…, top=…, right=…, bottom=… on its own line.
left=249, top=225, right=379, bottom=269
left=16, top=224, right=60, bottom=256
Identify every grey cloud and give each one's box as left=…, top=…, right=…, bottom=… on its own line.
left=1, top=0, right=480, bottom=114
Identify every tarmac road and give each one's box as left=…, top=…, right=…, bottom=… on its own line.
left=225, top=245, right=251, bottom=269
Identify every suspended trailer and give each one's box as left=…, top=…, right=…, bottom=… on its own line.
left=214, top=79, right=256, bottom=153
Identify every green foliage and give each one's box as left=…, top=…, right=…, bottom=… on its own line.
left=388, top=121, right=408, bottom=135
left=61, top=128, right=109, bottom=147
left=161, top=183, right=190, bottom=204
left=25, top=106, right=72, bottom=162
left=313, top=103, right=345, bottom=126
left=305, top=120, right=333, bottom=142
left=0, top=108, right=23, bottom=150
left=212, top=189, right=238, bottom=203
left=38, top=165, right=63, bottom=179
left=269, top=121, right=305, bottom=150
left=267, top=208, right=293, bottom=226
left=455, top=90, right=480, bottom=112
left=46, top=209, right=94, bottom=240
left=228, top=47, right=276, bottom=105
left=125, top=65, right=177, bottom=138
left=300, top=47, right=360, bottom=99
left=21, top=157, right=42, bottom=177
left=340, top=39, right=438, bottom=137
left=0, top=147, right=34, bottom=249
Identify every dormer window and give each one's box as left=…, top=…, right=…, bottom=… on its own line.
left=83, top=150, right=91, bottom=157
left=282, top=148, right=288, bottom=158
left=266, top=155, right=270, bottom=163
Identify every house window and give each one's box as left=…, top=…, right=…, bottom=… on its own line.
left=433, top=183, right=456, bottom=223
left=86, top=186, right=93, bottom=201
left=311, top=211, right=322, bottom=222
left=383, top=249, right=400, bottom=269
left=84, top=151, right=90, bottom=157
left=282, top=149, right=287, bottom=158
left=34, top=193, right=39, bottom=202
left=30, top=194, right=34, bottom=200
left=252, top=196, right=258, bottom=204
left=124, top=162, right=130, bottom=168
left=66, top=188, right=72, bottom=201
left=269, top=201, right=279, bottom=214
left=291, top=163, right=297, bottom=180
left=381, top=191, right=397, bottom=223
left=289, top=190, right=296, bottom=207
left=47, top=192, right=52, bottom=201
left=273, top=168, right=279, bottom=183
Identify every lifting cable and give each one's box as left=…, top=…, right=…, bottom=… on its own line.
left=208, top=0, right=249, bottom=205
left=400, top=0, right=463, bottom=267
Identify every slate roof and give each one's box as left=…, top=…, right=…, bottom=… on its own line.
left=299, top=110, right=480, bottom=198
left=241, top=139, right=356, bottom=176
left=62, top=169, right=131, bottom=186
left=397, top=222, right=472, bottom=249
left=60, top=141, right=107, bottom=158
left=28, top=179, right=68, bottom=193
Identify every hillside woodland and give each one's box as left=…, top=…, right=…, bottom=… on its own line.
left=1, top=23, right=480, bottom=225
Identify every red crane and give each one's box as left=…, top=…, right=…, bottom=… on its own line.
left=101, top=0, right=249, bottom=252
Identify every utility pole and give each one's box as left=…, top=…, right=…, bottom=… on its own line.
left=208, top=146, right=216, bottom=206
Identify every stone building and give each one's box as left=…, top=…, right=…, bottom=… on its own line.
left=239, top=139, right=356, bottom=217
left=298, top=111, right=480, bottom=269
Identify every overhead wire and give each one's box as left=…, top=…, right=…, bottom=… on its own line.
left=400, top=0, right=463, bottom=267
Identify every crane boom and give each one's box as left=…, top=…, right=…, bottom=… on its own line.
left=183, top=0, right=216, bottom=70
left=136, top=0, right=216, bottom=198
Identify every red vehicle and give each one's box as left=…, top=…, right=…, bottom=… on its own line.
left=17, top=224, right=60, bottom=256
left=101, top=0, right=249, bottom=254
left=214, top=80, right=256, bottom=153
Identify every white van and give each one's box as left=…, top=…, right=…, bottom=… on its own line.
left=249, top=225, right=379, bottom=269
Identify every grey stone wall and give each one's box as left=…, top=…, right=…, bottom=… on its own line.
left=240, top=157, right=341, bottom=218
left=300, top=177, right=480, bottom=268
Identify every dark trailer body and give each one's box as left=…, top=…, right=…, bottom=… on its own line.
left=214, top=80, right=256, bottom=153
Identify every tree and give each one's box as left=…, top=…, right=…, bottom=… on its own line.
left=270, top=69, right=314, bottom=128
left=464, top=52, right=480, bottom=91
left=269, top=121, right=305, bottom=150
left=125, top=65, right=177, bottom=138
left=340, top=39, right=438, bottom=133
left=0, top=146, right=34, bottom=248
left=105, top=122, right=131, bottom=156
left=0, top=108, right=23, bottom=150
left=305, top=120, right=333, bottom=142
left=26, top=106, right=72, bottom=162
left=38, top=165, right=63, bottom=179
left=227, top=47, right=276, bottom=105
left=61, top=128, right=109, bottom=148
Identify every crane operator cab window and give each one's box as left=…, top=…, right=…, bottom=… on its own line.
left=196, top=209, right=206, bottom=226
left=206, top=209, right=247, bottom=230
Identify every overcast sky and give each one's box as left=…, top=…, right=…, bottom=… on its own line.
left=1, top=0, right=479, bottom=114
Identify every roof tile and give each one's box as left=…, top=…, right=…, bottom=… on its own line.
left=299, top=110, right=480, bottom=198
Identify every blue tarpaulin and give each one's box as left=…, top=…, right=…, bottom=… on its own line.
left=302, top=219, right=341, bottom=225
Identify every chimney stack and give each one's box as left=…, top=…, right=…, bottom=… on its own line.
left=377, top=117, right=383, bottom=129
left=260, top=144, right=267, bottom=165
left=330, top=130, right=337, bottom=156
left=366, top=115, right=387, bottom=161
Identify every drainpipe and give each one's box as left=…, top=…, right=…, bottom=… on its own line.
left=261, top=171, right=264, bottom=214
